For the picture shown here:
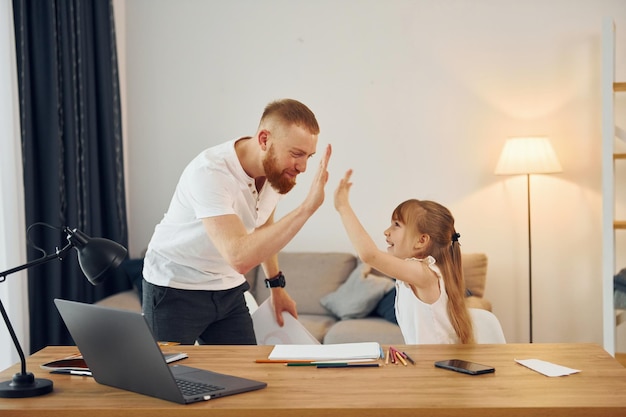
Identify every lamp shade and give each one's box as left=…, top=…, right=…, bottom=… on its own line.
left=495, top=137, right=562, bottom=175
left=65, top=228, right=128, bottom=285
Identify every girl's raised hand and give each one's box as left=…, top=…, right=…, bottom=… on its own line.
left=334, top=169, right=354, bottom=212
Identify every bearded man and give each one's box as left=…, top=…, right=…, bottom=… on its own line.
left=142, top=99, right=332, bottom=345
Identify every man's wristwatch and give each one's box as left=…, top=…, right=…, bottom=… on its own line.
left=265, top=271, right=286, bottom=288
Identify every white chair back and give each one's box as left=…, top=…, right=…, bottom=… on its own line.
left=469, top=308, right=506, bottom=344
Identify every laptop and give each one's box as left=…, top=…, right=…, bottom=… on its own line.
left=54, top=298, right=267, bottom=404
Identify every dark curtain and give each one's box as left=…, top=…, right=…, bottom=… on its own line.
left=12, top=0, right=130, bottom=353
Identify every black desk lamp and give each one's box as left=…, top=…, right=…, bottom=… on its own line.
left=0, top=225, right=127, bottom=398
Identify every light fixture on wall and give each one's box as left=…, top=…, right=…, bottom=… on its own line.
left=495, top=137, right=562, bottom=343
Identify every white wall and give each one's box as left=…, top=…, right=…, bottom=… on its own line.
left=117, top=0, right=626, bottom=346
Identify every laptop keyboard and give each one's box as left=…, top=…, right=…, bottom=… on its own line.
left=176, top=379, right=225, bottom=396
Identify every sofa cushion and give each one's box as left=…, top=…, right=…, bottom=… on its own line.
left=323, top=317, right=404, bottom=345
left=297, top=314, right=338, bottom=343
left=95, top=289, right=141, bottom=312
left=320, top=261, right=394, bottom=319
left=252, top=252, right=357, bottom=315
left=462, top=253, right=488, bottom=298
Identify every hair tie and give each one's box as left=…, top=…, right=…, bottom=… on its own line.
left=452, top=232, right=460, bottom=242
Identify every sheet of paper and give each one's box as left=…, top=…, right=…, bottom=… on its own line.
left=515, top=359, right=581, bottom=377
left=251, top=299, right=320, bottom=345
left=268, top=342, right=382, bottom=361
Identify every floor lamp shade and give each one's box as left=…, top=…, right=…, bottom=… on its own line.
left=495, top=137, right=562, bottom=175
left=494, top=136, right=562, bottom=343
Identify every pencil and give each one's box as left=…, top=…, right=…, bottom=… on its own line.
left=402, top=351, right=416, bottom=365
left=255, top=359, right=313, bottom=364
left=390, top=346, right=400, bottom=364
left=395, top=349, right=408, bottom=360
left=285, top=363, right=318, bottom=366
left=395, top=351, right=408, bottom=366
left=317, top=363, right=380, bottom=368
left=385, top=349, right=390, bottom=365
left=286, top=362, right=357, bottom=367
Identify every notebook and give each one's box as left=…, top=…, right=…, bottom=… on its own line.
left=40, top=351, right=188, bottom=375
left=54, top=298, right=267, bottom=404
left=268, top=341, right=382, bottom=361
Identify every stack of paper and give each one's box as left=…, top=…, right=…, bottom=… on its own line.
left=252, top=299, right=320, bottom=345
left=268, top=342, right=382, bottom=361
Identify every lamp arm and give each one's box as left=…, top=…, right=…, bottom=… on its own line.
left=0, top=243, right=73, bottom=377
left=0, top=243, right=73, bottom=282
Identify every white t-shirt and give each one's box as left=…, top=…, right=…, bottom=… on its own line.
left=394, top=256, right=458, bottom=344
left=143, top=138, right=282, bottom=290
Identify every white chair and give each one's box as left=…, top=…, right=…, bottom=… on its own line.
left=469, top=308, right=506, bottom=344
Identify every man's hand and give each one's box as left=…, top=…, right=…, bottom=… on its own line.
left=302, top=144, right=332, bottom=215
left=270, top=288, right=298, bottom=327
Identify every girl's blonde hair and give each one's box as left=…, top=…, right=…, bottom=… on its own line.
left=392, top=199, right=475, bottom=344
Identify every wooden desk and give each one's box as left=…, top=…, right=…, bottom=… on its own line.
left=1, top=343, right=626, bottom=417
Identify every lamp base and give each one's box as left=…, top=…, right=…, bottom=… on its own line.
left=0, top=372, right=53, bottom=398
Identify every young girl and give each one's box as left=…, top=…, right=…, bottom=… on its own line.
left=334, top=169, right=474, bottom=344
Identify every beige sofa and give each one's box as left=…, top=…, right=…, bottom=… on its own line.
left=245, top=252, right=491, bottom=345
left=97, top=252, right=491, bottom=345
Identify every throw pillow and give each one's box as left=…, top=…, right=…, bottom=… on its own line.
left=373, top=287, right=398, bottom=324
left=320, top=261, right=395, bottom=320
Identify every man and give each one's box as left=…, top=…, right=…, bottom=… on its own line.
left=142, top=99, right=331, bottom=345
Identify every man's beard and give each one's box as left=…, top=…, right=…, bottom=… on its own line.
left=263, top=146, right=296, bottom=194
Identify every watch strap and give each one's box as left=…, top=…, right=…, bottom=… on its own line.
left=264, top=271, right=286, bottom=288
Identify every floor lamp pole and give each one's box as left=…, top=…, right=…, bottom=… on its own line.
left=526, top=173, right=533, bottom=343
left=495, top=137, right=561, bottom=343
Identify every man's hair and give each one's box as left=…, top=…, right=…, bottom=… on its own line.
left=260, top=99, right=320, bottom=135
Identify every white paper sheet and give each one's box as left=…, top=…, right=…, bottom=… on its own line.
left=515, top=358, right=581, bottom=377
left=268, top=342, right=382, bottom=361
left=251, top=299, right=320, bottom=345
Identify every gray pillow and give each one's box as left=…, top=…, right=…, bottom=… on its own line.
left=320, top=261, right=395, bottom=320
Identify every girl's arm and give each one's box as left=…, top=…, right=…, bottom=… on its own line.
left=333, top=170, right=435, bottom=289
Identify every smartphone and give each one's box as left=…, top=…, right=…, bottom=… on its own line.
left=434, top=359, right=495, bottom=375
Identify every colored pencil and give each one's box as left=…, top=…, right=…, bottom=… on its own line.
left=395, top=351, right=407, bottom=366
left=402, top=351, right=416, bottom=365
left=317, top=363, right=380, bottom=369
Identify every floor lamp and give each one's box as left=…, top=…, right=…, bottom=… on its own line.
left=495, top=137, right=562, bottom=343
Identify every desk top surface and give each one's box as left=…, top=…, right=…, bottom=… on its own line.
left=1, top=343, right=626, bottom=417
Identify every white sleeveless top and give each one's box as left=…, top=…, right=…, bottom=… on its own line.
left=394, top=256, right=458, bottom=344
